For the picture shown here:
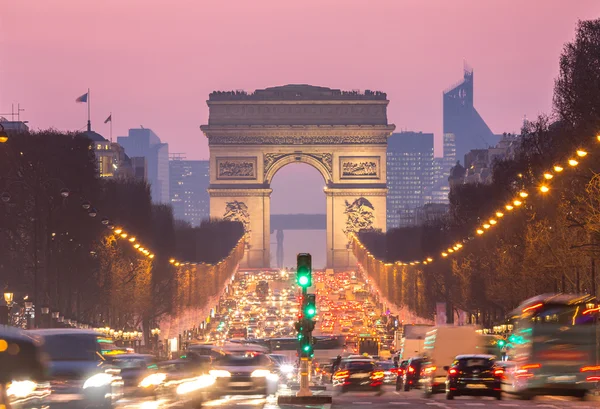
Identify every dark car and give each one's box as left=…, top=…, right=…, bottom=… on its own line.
left=395, top=360, right=409, bottom=391
left=376, top=361, right=397, bottom=384
left=332, top=359, right=384, bottom=393
left=210, top=352, right=278, bottom=396
left=445, top=354, right=502, bottom=400
left=401, top=357, right=424, bottom=391
left=30, top=329, right=124, bottom=409
left=111, top=354, right=157, bottom=396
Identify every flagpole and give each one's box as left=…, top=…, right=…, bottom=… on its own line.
left=110, top=112, right=113, bottom=142
left=87, top=88, right=91, bottom=131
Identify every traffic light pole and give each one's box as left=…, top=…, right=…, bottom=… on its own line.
left=297, top=286, right=313, bottom=397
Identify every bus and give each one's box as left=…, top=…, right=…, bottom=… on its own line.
left=358, top=334, right=380, bottom=356
left=504, top=293, right=599, bottom=400
left=256, top=280, right=269, bottom=300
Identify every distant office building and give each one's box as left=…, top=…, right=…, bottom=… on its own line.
left=429, top=133, right=456, bottom=205
left=411, top=203, right=450, bottom=226
left=386, top=132, right=434, bottom=229
left=118, top=128, right=169, bottom=204
left=169, top=155, right=210, bottom=226
left=443, top=66, right=499, bottom=165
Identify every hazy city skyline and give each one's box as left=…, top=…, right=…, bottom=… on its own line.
left=2, top=1, right=598, bottom=159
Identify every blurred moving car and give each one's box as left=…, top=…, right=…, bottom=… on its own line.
left=1, top=326, right=49, bottom=409
left=158, top=357, right=213, bottom=407
left=210, top=352, right=279, bottom=396
left=30, top=329, right=124, bottom=409
left=445, top=355, right=503, bottom=400
left=111, top=354, right=157, bottom=396
left=395, top=360, right=409, bottom=391
left=376, top=361, right=397, bottom=384
left=401, top=357, right=424, bottom=391
left=332, top=358, right=384, bottom=394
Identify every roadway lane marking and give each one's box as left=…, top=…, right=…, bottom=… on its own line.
left=498, top=405, right=520, bottom=407
left=464, top=404, right=485, bottom=407
left=351, top=402, right=373, bottom=405
left=389, top=403, right=409, bottom=405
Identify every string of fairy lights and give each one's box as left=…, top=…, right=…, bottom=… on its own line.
left=357, top=134, right=600, bottom=267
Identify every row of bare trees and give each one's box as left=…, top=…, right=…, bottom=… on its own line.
left=357, top=19, right=600, bottom=325
left=0, top=129, right=244, bottom=334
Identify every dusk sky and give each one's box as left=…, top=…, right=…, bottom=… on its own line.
left=3, top=1, right=598, bottom=267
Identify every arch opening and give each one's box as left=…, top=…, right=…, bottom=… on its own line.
left=270, top=162, right=327, bottom=269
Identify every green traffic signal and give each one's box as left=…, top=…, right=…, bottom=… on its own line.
left=297, top=253, right=312, bottom=288
left=498, top=339, right=506, bottom=348
left=304, top=294, right=317, bottom=318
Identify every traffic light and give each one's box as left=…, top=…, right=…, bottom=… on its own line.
left=303, top=294, right=317, bottom=318
left=497, top=338, right=506, bottom=348
left=300, top=331, right=314, bottom=357
left=296, top=253, right=312, bottom=288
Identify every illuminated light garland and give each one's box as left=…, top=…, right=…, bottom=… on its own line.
left=350, top=134, right=599, bottom=267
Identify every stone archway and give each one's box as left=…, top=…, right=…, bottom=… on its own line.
left=201, top=84, right=395, bottom=269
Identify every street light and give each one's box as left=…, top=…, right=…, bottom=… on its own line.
left=0, top=123, right=8, bottom=143
left=540, top=185, right=550, bottom=193
left=4, top=292, right=13, bottom=305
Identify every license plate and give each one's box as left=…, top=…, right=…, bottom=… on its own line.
left=350, top=373, right=370, bottom=379
left=466, top=384, right=487, bottom=389
left=229, top=382, right=252, bottom=387
left=548, top=375, right=576, bottom=383
left=48, top=394, right=84, bottom=401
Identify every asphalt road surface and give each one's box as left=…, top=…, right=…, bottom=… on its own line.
left=50, top=386, right=596, bottom=409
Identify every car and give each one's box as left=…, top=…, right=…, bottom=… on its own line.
left=445, top=355, right=503, bottom=400
left=376, top=361, right=397, bottom=384
left=395, top=360, right=409, bottom=391
left=30, top=329, right=124, bottom=409
left=209, top=352, right=279, bottom=396
left=332, top=358, right=384, bottom=394
left=111, top=354, right=157, bottom=396
left=401, top=357, right=424, bottom=391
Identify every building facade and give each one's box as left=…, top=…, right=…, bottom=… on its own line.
left=118, top=128, right=169, bottom=204
left=458, top=133, right=520, bottom=185
left=169, top=155, right=210, bottom=226
left=443, top=67, right=499, bottom=165
left=386, top=132, right=434, bottom=229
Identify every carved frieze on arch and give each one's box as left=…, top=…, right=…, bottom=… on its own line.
left=263, top=152, right=333, bottom=184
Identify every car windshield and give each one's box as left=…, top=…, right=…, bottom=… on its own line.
left=458, top=358, right=494, bottom=368
left=42, top=334, right=104, bottom=361
left=113, top=357, right=149, bottom=369
left=377, top=361, right=395, bottom=369
left=344, top=361, right=374, bottom=371
left=216, top=353, right=272, bottom=367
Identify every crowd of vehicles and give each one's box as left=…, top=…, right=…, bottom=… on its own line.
left=2, top=265, right=598, bottom=409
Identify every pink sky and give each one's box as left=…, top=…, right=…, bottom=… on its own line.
left=1, top=0, right=599, bottom=160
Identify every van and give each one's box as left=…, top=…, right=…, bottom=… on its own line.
left=419, top=326, right=486, bottom=396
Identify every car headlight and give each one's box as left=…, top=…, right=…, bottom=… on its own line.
left=251, top=369, right=272, bottom=378
left=139, top=373, right=167, bottom=388
left=176, top=375, right=215, bottom=395
left=83, top=373, right=113, bottom=389
left=209, top=370, right=231, bottom=378
left=280, top=365, right=294, bottom=374
left=7, top=380, right=37, bottom=398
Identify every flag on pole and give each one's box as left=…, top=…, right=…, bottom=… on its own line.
left=75, top=93, right=88, bottom=103
left=104, top=114, right=112, bottom=124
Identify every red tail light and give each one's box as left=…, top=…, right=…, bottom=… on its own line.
left=448, top=368, right=458, bottom=376
left=587, top=376, right=600, bottom=381
left=521, top=363, right=541, bottom=370
left=371, top=371, right=385, bottom=380
left=494, top=369, right=504, bottom=376
left=408, top=366, right=415, bottom=374
left=333, top=370, right=349, bottom=380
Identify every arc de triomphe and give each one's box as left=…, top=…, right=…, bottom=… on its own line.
left=201, top=85, right=395, bottom=269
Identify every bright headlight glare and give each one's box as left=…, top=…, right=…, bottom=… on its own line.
left=209, top=370, right=231, bottom=378
left=139, top=373, right=166, bottom=388
left=7, top=380, right=37, bottom=398
left=251, top=369, right=272, bottom=378
left=176, top=375, right=215, bottom=395
left=83, top=373, right=113, bottom=389
left=280, top=364, right=294, bottom=374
